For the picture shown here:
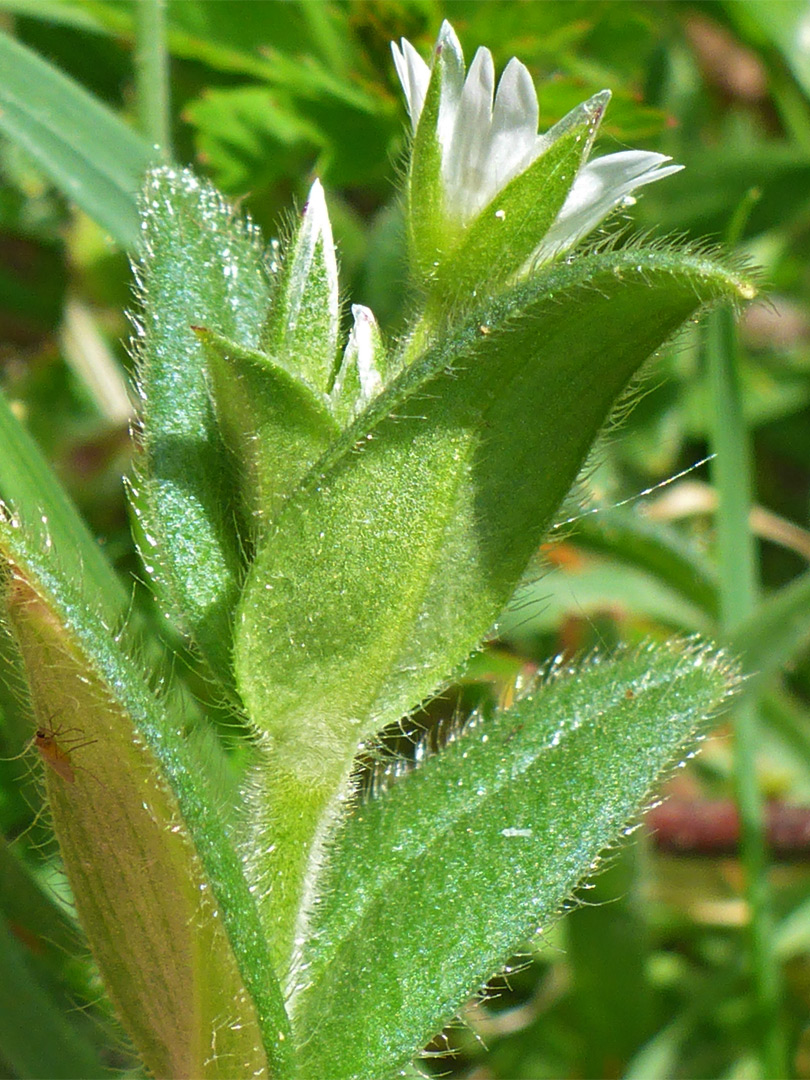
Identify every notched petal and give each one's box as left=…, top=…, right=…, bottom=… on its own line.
left=391, top=38, right=430, bottom=129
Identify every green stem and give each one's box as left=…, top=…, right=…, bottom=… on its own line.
left=134, top=0, right=171, bottom=158
left=705, top=305, right=788, bottom=1079
left=245, top=751, right=355, bottom=983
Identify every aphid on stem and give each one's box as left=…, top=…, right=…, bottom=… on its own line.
left=32, top=721, right=96, bottom=784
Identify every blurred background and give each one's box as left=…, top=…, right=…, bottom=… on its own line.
left=2, top=2, right=810, bottom=1077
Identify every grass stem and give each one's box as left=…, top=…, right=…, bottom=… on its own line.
left=706, top=303, right=788, bottom=1079
left=134, top=0, right=171, bottom=159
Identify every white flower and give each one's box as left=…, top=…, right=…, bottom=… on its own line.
left=392, top=21, right=682, bottom=258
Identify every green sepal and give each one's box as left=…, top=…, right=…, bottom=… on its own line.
left=197, top=327, right=340, bottom=527
left=234, top=246, right=751, bottom=970
left=405, top=28, right=459, bottom=283
left=259, top=178, right=339, bottom=393
left=291, top=641, right=738, bottom=1080
left=0, top=525, right=294, bottom=1080
left=431, top=92, right=610, bottom=306
left=330, top=305, right=388, bottom=426
left=134, top=166, right=272, bottom=683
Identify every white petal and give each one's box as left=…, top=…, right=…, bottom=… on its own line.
left=444, top=47, right=496, bottom=220
left=485, top=58, right=541, bottom=193
left=435, top=21, right=466, bottom=156
left=333, top=304, right=384, bottom=420
left=391, top=37, right=430, bottom=129
left=435, top=20, right=465, bottom=73
left=350, top=305, right=383, bottom=400
left=294, top=178, right=338, bottom=330
left=536, top=151, right=683, bottom=260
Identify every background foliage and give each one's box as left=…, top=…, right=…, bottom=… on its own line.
left=2, top=2, right=810, bottom=1077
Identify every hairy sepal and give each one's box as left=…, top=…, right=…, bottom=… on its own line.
left=429, top=93, right=609, bottom=306
left=198, top=327, right=339, bottom=528
left=259, top=179, right=339, bottom=394
left=0, top=520, right=294, bottom=1080
left=405, top=38, right=453, bottom=284
left=331, top=305, right=389, bottom=426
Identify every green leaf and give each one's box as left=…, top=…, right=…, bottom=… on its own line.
left=0, top=29, right=152, bottom=250
left=0, top=526, right=293, bottom=1079
left=198, top=327, right=339, bottom=525
left=732, top=568, right=810, bottom=686
left=499, top=554, right=711, bottom=648
left=0, top=389, right=130, bottom=630
left=235, top=246, right=751, bottom=969
left=0, top=840, right=78, bottom=964
left=291, top=640, right=737, bottom=1080
left=569, top=506, right=720, bottom=618
left=566, top=849, right=655, bottom=1076
left=183, top=85, right=323, bottom=194
left=134, top=166, right=272, bottom=681
left=259, top=178, right=339, bottom=394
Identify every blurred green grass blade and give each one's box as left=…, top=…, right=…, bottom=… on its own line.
left=705, top=303, right=787, bottom=1077
left=0, top=29, right=152, bottom=250
left=499, top=557, right=712, bottom=653
left=292, top=641, right=737, bottom=1080
left=10, top=0, right=382, bottom=110
left=708, top=307, right=759, bottom=629
left=0, top=840, right=78, bottom=965
left=0, top=910, right=107, bottom=1080
left=775, top=890, right=810, bottom=960
left=570, top=507, right=719, bottom=618
left=567, top=850, right=655, bottom=1076
left=761, top=689, right=810, bottom=778
left=0, top=390, right=130, bottom=626
left=0, top=0, right=108, bottom=31
left=135, top=0, right=172, bottom=157
left=623, top=1019, right=690, bottom=1080
left=732, top=568, right=810, bottom=686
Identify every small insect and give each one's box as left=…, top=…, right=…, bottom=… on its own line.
left=33, top=724, right=96, bottom=784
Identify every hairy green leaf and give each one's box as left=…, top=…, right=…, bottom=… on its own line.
left=291, top=641, right=737, bottom=1080
left=134, top=166, right=272, bottom=681
left=0, top=526, right=293, bottom=1079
